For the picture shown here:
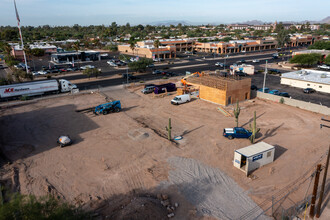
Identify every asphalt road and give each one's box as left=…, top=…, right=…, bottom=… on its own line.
left=2, top=46, right=329, bottom=107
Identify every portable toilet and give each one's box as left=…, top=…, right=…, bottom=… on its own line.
left=233, top=142, right=275, bottom=176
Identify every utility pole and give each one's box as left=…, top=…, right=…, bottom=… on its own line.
left=262, top=60, right=268, bottom=93
left=310, top=164, right=322, bottom=218
left=316, top=146, right=330, bottom=218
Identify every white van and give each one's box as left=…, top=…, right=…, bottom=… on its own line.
left=171, top=94, right=191, bottom=105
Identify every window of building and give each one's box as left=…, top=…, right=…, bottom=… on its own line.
left=267, top=151, right=272, bottom=158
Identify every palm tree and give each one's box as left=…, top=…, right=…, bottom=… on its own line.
left=153, top=39, right=160, bottom=60
left=72, top=42, right=80, bottom=68
left=3, top=43, right=12, bottom=57
left=24, top=44, right=33, bottom=71
left=130, top=42, right=135, bottom=56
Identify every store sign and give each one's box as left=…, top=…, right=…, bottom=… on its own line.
left=252, top=154, right=263, bottom=162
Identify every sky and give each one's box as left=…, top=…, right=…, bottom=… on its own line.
left=0, top=0, right=329, bottom=26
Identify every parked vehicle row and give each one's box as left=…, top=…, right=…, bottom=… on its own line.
left=257, top=87, right=290, bottom=97
left=152, top=69, right=178, bottom=77
left=107, top=59, right=126, bottom=67
left=140, top=83, right=177, bottom=95
left=31, top=66, right=81, bottom=76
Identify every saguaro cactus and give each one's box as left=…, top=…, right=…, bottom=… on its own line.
left=233, top=100, right=240, bottom=127
left=249, top=111, right=260, bottom=144
left=165, top=118, right=172, bottom=140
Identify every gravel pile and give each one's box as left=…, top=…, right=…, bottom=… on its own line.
left=167, top=157, right=270, bottom=220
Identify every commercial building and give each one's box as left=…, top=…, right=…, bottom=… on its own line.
left=50, top=51, right=101, bottom=65
left=289, top=35, right=322, bottom=47
left=227, top=24, right=273, bottom=31
left=234, top=142, right=275, bottom=176
left=118, top=43, right=176, bottom=59
left=292, top=49, right=330, bottom=58
left=11, top=43, right=57, bottom=59
left=230, top=64, right=255, bottom=75
left=281, top=69, right=330, bottom=93
left=186, top=75, right=251, bottom=106
left=194, top=38, right=278, bottom=54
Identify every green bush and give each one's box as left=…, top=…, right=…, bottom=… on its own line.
left=0, top=194, right=89, bottom=220
left=279, top=97, right=284, bottom=104
left=20, top=95, right=31, bottom=101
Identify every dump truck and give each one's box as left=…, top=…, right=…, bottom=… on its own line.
left=94, top=100, right=121, bottom=115
left=0, top=79, right=77, bottom=100
left=223, top=127, right=252, bottom=140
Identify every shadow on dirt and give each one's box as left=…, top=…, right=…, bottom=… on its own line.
left=0, top=104, right=99, bottom=163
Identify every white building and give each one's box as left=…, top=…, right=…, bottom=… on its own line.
left=281, top=69, right=330, bottom=93
left=234, top=142, right=275, bottom=176
left=230, top=64, right=255, bottom=75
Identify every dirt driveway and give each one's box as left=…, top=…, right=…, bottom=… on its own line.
left=0, top=82, right=329, bottom=219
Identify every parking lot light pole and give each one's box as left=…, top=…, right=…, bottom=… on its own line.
left=263, top=60, right=268, bottom=93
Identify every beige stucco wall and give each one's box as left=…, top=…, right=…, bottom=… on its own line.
left=281, top=78, right=330, bottom=94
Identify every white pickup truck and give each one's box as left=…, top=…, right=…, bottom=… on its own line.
left=318, top=65, right=330, bottom=70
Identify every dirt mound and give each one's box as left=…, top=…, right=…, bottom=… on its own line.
left=100, top=194, right=168, bottom=220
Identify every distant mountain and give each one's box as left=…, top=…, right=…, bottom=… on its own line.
left=319, top=16, right=330, bottom=24
left=237, top=20, right=264, bottom=25
left=147, top=20, right=191, bottom=26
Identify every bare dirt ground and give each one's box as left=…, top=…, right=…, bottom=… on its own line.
left=0, top=81, right=330, bottom=219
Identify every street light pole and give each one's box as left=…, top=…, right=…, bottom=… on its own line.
left=263, top=60, right=268, bottom=93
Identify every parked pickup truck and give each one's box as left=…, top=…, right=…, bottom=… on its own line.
left=223, top=127, right=252, bottom=140
left=318, top=65, right=330, bottom=70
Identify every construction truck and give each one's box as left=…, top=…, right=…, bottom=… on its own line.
left=94, top=100, right=121, bottom=115
left=180, top=71, right=203, bottom=86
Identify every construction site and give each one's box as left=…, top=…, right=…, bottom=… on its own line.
left=0, top=73, right=330, bottom=220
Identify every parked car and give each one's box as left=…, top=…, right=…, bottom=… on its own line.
left=279, top=92, right=290, bottom=97
left=269, top=69, right=281, bottom=74
left=152, top=70, right=162, bottom=75
left=237, top=59, right=246, bottom=63
left=317, top=65, right=330, bottom=70
left=303, top=88, right=315, bottom=94
left=215, top=62, right=223, bottom=67
left=258, top=87, right=269, bottom=93
left=80, top=65, right=95, bottom=70
left=31, top=71, right=39, bottom=76
left=107, top=61, right=118, bottom=67
left=235, top=71, right=247, bottom=76
left=141, top=86, right=155, bottom=94
left=223, top=127, right=252, bottom=140
left=252, top=59, right=260, bottom=63
left=269, top=90, right=280, bottom=95
left=38, top=70, right=48, bottom=75
left=166, top=72, right=177, bottom=77
left=122, top=74, right=137, bottom=80
left=147, top=64, right=155, bottom=68
left=49, top=69, right=59, bottom=73
left=153, top=58, right=163, bottom=62
left=251, top=85, right=258, bottom=90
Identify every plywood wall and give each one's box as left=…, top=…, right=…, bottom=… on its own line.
left=199, top=78, right=251, bottom=106
left=200, top=85, right=227, bottom=105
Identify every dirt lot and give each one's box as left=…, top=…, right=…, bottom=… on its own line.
left=0, top=82, right=330, bottom=219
